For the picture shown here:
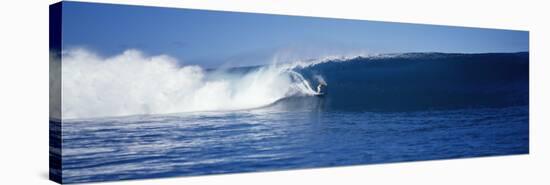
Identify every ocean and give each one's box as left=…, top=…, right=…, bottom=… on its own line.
left=52, top=52, right=529, bottom=183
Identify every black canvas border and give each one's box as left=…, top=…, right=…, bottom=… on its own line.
left=49, top=2, right=63, bottom=184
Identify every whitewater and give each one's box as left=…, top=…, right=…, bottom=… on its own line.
left=60, top=49, right=320, bottom=119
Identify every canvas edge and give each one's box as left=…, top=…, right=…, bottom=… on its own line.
left=49, top=1, right=63, bottom=184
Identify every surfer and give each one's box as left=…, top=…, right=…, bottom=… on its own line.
left=317, top=83, right=326, bottom=95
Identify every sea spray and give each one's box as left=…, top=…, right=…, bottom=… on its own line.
left=61, top=49, right=316, bottom=119
left=313, top=75, right=327, bottom=86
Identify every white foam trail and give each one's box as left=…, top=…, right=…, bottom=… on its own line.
left=61, top=49, right=316, bottom=119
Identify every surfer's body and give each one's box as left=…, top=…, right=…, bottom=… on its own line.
left=316, top=83, right=326, bottom=95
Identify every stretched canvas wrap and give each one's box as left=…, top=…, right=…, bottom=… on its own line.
left=49, top=1, right=529, bottom=184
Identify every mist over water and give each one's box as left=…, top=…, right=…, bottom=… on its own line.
left=61, top=49, right=317, bottom=119
left=313, top=75, right=327, bottom=86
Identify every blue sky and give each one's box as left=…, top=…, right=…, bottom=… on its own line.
left=62, top=1, right=529, bottom=67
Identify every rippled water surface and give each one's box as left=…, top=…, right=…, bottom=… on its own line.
left=61, top=105, right=528, bottom=183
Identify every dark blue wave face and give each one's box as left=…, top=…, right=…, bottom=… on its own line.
left=294, top=52, right=529, bottom=112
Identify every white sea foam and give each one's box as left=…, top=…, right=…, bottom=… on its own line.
left=61, top=49, right=317, bottom=119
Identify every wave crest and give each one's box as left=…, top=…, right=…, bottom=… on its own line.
left=61, top=49, right=316, bottom=119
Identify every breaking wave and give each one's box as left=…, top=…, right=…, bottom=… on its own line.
left=61, top=49, right=317, bottom=119
left=60, top=49, right=529, bottom=119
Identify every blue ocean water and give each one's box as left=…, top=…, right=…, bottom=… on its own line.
left=59, top=52, right=529, bottom=183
